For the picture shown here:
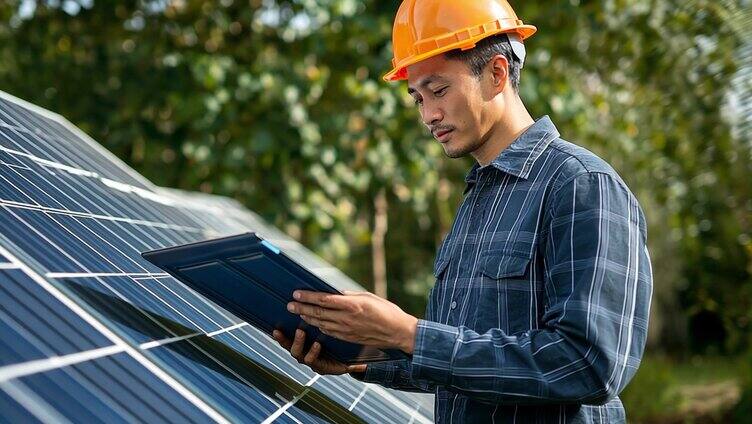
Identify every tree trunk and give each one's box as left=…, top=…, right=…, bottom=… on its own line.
left=372, top=188, right=388, bottom=299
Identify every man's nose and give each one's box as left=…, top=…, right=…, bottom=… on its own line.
left=421, top=103, right=443, bottom=127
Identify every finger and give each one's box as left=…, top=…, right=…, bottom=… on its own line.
left=303, top=341, right=322, bottom=365
left=288, top=302, right=339, bottom=320
left=290, top=329, right=306, bottom=360
left=347, top=364, right=367, bottom=373
left=293, top=290, right=349, bottom=310
left=300, top=314, right=345, bottom=333
left=272, top=330, right=292, bottom=350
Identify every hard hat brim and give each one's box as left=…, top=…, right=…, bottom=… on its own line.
left=383, top=25, right=537, bottom=82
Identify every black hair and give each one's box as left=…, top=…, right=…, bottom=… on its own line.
left=444, top=33, right=521, bottom=92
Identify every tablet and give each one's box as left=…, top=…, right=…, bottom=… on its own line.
left=141, top=232, right=408, bottom=364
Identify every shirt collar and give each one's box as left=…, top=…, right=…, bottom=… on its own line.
left=464, top=115, right=560, bottom=187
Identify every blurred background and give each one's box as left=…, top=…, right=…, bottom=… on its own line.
left=0, top=0, right=749, bottom=422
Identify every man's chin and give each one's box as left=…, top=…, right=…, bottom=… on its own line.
left=442, top=142, right=473, bottom=159
left=444, top=149, right=466, bottom=159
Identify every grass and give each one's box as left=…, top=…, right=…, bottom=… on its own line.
left=621, top=354, right=745, bottom=423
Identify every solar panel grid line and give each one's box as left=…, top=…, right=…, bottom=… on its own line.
left=327, top=380, right=406, bottom=422
left=259, top=375, right=321, bottom=424
left=347, top=386, right=369, bottom=411
left=212, top=329, right=316, bottom=384
left=407, top=407, right=420, bottom=424
left=144, top=346, right=289, bottom=422
left=0, top=284, right=226, bottom=424
left=0, top=380, right=72, bottom=424
left=0, top=123, right=136, bottom=199
left=0, top=197, right=204, bottom=234
left=3, top=166, right=182, bottom=231
left=0, top=245, right=231, bottom=424
left=0, top=134, right=206, bottom=237
left=1, top=163, right=31, bottom=172
left=0, top=282, right=214, bottom=424
left=0, top=115, right=239, bottom=233
left=142, top=278, right=320, bottom=382
left=61, top=354, right=194, bottom=423
left=132, top=275, right=173, bottom=281
left=107, top=279, right=306, bottom=384
left=23, top=352, right=214, bottom=424
left=4, top=172, right=203, bottom=274
left=138, top=322, right=250, bottom=350
left=99, top=178, right=179, bottom=208
left=3, top=207, right=134, bottom=275
left=0, top=345, right=125, bottom=383
left=0, top=144, right=99, bottom=179
left=364, top=385, right=433, bottom=424
left=0, top=271, right=113, bottom=365
left=0, top=144, right=99, bottom=214
left=310, top=377, right=396, bottom=422
left=14, top=215, right=320, bottom=422
left=0, top=91, right=155, bottom=191
left=46, top=272, right=170, bottom=279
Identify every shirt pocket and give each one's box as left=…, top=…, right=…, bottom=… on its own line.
left=433, top=256, right=451, bottom=279
left=480, top=251, right=531, bottom=280
left=477, top=250, right=538, bottom=334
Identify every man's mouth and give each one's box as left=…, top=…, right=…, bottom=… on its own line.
left=433, top=129, right=454, bottom=142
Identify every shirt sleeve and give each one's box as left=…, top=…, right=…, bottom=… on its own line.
left=349, top=359, right=436, bottom=393
left=349, top=288, right=439, bottom=394
left=408, top=172, right=653, bottom=405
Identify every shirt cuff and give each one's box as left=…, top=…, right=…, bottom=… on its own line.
left=410, top=319, right=460, bottom=386
left=349, top=361, right=397, bottom=385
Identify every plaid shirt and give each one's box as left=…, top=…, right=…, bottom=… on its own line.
left=353, top=116, right=652, bottom=423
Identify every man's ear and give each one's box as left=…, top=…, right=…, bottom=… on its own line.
left=488, top=54, right=509, bottom=94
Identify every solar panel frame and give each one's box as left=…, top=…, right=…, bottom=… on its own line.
left=0, top=90, right=434, bottom=423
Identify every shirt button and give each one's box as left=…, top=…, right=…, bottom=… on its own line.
left=450, top=300, right=457, bottom=310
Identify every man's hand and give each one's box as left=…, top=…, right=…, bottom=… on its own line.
left=272, top=328, right=366, bottom=375
left=286, top=290, right=419, bottom=354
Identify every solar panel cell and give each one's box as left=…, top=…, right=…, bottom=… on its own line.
left=0, top=269, right=112, bottom=367
left=0, top=384, right=45, bottom=424
left=15, top=353, right=213, bottom=423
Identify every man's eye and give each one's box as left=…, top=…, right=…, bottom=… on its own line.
left=434, top=87, right=448, bottom=97
left=413, top=97, right=423, bottom=105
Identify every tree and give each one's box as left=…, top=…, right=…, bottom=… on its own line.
left=0, top=0, right=748, bottom=352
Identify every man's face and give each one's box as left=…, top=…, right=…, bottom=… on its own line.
left=406, top=55, right=495, bottom=159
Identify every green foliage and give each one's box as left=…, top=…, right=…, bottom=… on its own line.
left=622, top=354, right=745, bottom=422
left=0, top=0, right=749, bottom=354
left=734, top=350, right=752, bottom=422
left=620, top=355, right=680, bottom=420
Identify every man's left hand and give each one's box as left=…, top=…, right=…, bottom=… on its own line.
left=287, top=290, right=419, bottom=354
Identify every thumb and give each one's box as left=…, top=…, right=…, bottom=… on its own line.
left=347, top=364, right=367, bottom=373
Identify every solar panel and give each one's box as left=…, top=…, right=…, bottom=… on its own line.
left=0, top=90, right=434, bottom=423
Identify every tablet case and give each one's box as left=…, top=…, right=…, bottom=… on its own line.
left=141, top=232, right=408, bottom=364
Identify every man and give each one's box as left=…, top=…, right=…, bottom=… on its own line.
left=274, top=0, right=653, bottom=422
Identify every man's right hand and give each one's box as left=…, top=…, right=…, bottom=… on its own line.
left=273, top=328, right=367, bottom=376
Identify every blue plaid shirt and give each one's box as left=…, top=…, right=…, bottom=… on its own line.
left=353, top=116, right=652, bottom=423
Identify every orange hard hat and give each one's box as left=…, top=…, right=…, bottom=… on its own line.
left=384, top=0, right=537, bottom=82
